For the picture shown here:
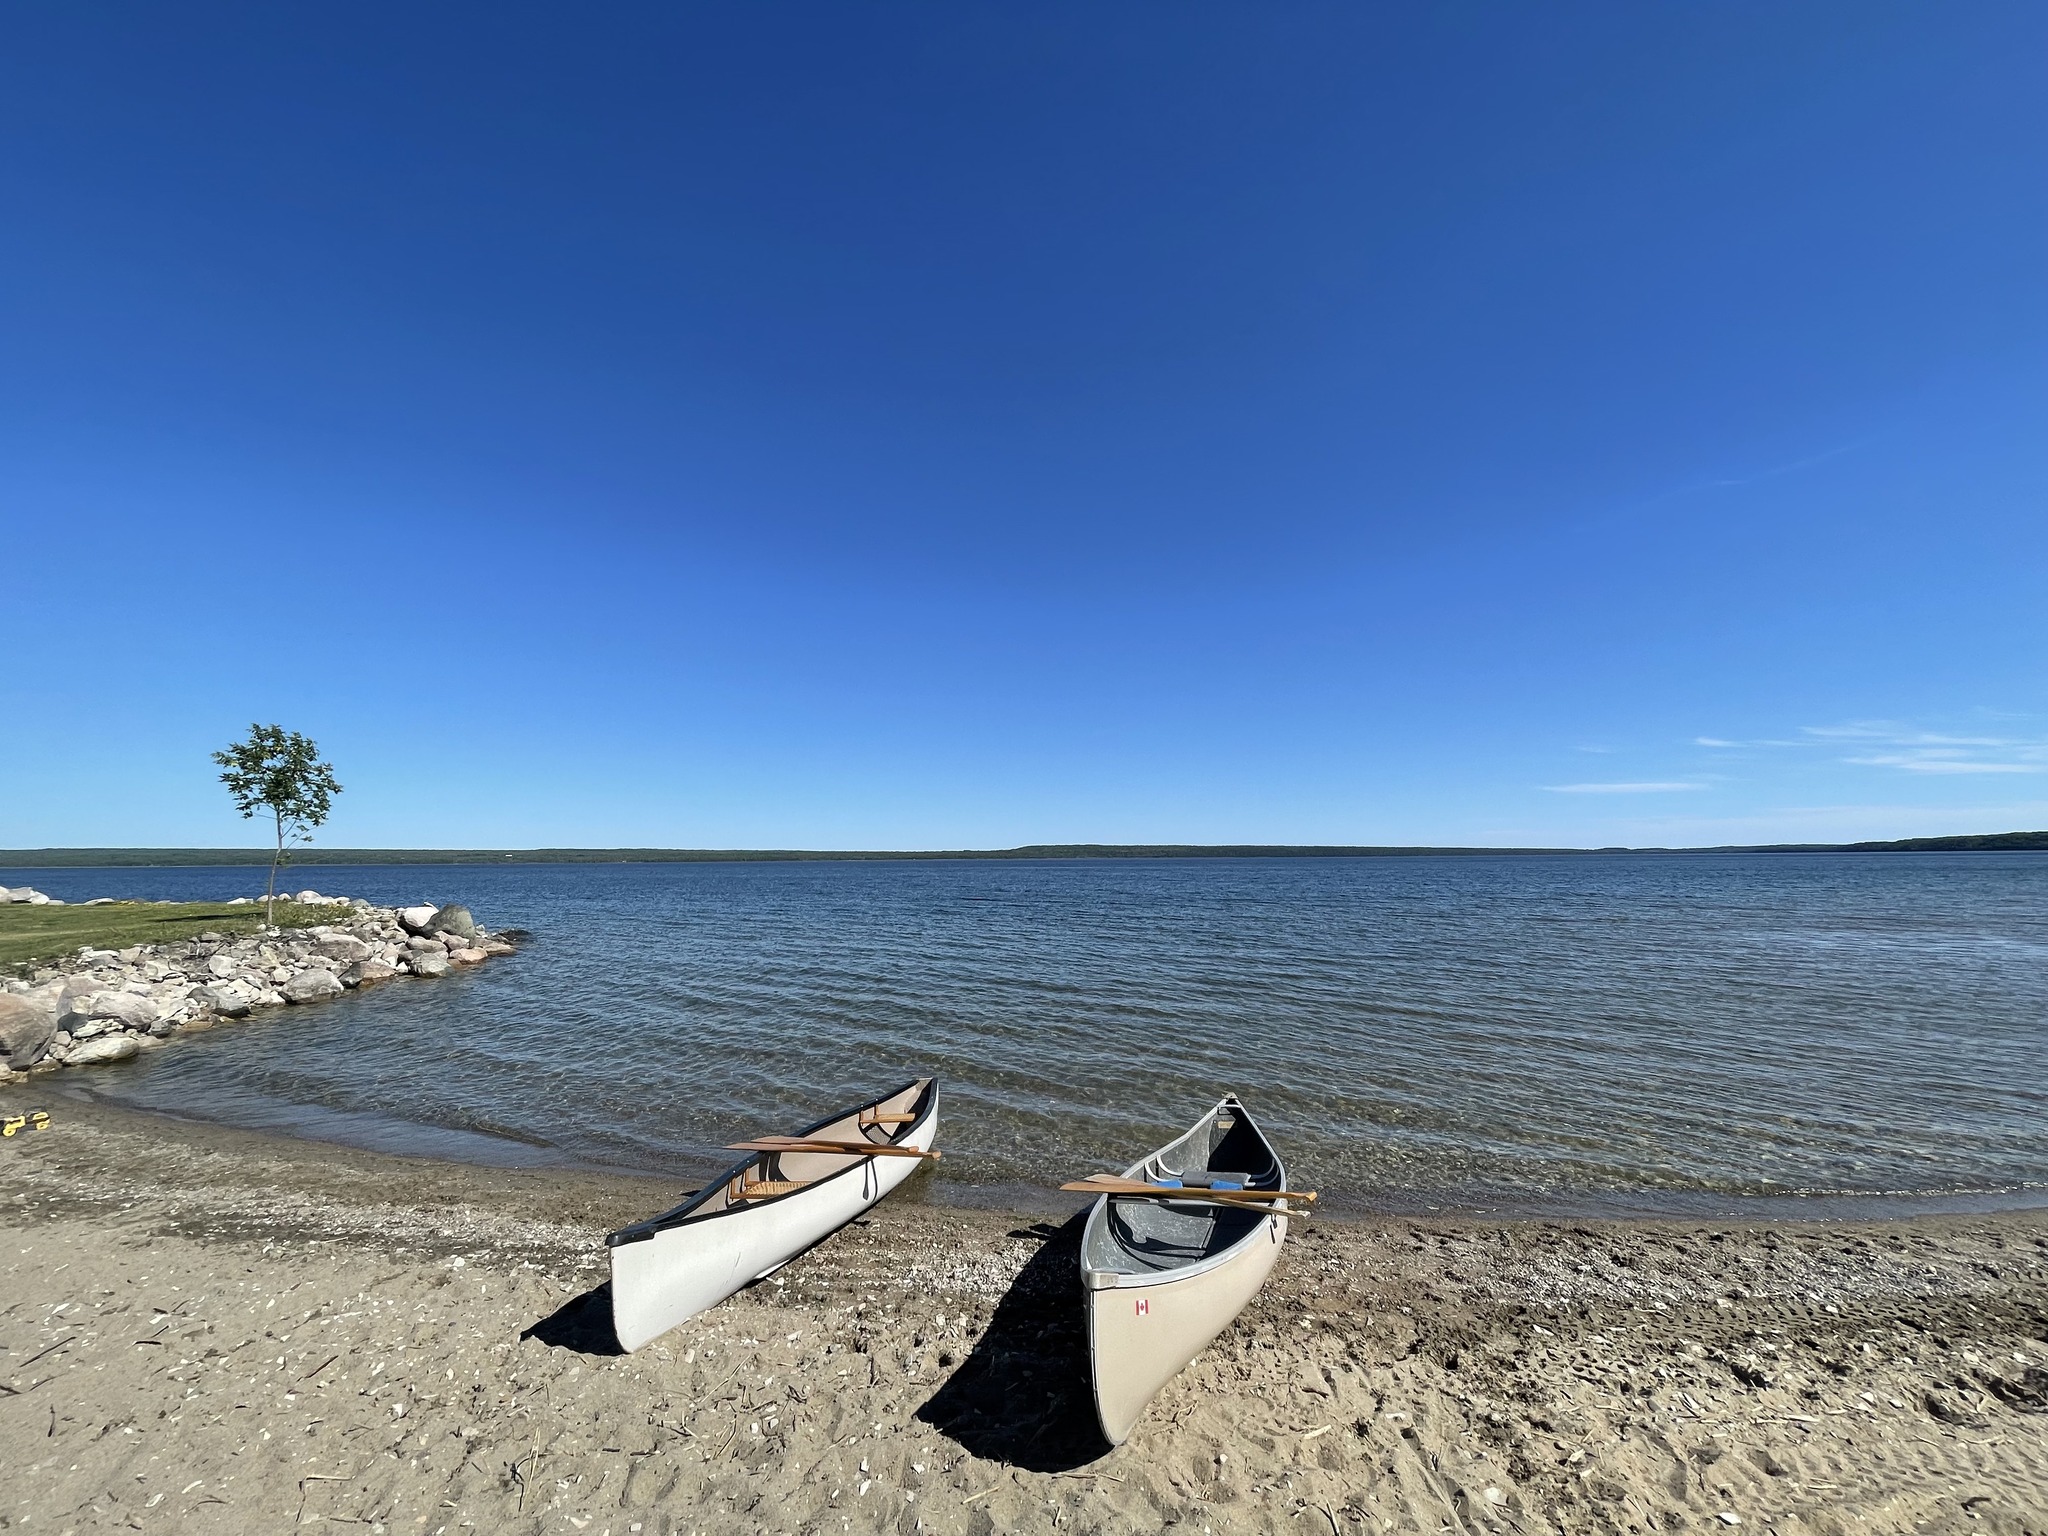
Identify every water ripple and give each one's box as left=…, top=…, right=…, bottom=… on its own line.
left=20, top=853, right=2048, bottom=1215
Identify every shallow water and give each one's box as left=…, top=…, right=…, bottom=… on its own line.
left=16, top=854, right=2048, bottom=1217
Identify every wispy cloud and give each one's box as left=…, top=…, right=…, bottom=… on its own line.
left=1690, top=717, right=2047, bottom=776
left=1845, top=754, right=2043, bottom=775
left=1543, top=781, right=1706, bottom=794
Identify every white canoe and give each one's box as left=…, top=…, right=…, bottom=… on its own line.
left=1080, top=1094, right=1292, bottom=1445
left=606, top=1078, right=938, bottom=1352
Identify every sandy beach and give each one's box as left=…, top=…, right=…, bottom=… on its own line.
left=2, top=1100, right=2044, bottom=1536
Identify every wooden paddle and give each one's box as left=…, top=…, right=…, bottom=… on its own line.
left=1075, top=1173, right=1318, bottom=1201
left=1063, top=1175, right=1316, bottom=1207
left=728, top=1137, right=941, bottom=1160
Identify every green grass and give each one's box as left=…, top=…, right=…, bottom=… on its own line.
left=0, top=901, right=356, bottom=974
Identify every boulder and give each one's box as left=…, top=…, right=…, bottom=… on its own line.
left=476, top=936, right=517, bottom=956
left=339, top=959, right=399, bottom=988
left=0, top=995, right=57, bottom=1069
left=206, top=954, right=242, bottom=979
left=407, top=951, right=451, bottom=978
left=282, top=969, right=344, bottom=1004
left=189, top=984, right=253, bottom=1019
left=0, top=886, right=15, bottom=901
left=449, top=947, right=489, bottom=965
left=66, top=1034, right=142, bottom=1066
left=72, top=991, right=162, bottom=1031
left=315, top=933, right=371, bottom=963
left=425, top=904, right=477, bottom=940
left=397, top=904, right=439, bottom=934
left=25, top=892, right=51, bottom=905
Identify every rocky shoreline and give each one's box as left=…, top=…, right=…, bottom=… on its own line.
left=0, top=894, right=516, bottom=1080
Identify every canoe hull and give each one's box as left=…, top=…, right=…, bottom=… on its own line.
left=1079, top=1093, right=1290, bottom=1445
left=608, top=1080, right=935, bottom=1353
left=1086, top=1207, right=1287, bottom=1445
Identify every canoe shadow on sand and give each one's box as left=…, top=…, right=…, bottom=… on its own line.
left=520, top=1213, right=1111, bottom=1471
left=523, top=1283, right=626, bottom=1356
left=915, top=1210, right=1110, bottom=1472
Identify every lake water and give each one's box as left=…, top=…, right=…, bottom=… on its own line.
left=15, top=855, right=2047, bottom=1218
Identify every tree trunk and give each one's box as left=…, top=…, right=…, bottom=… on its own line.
left=267, top=808, right=283, bottom=927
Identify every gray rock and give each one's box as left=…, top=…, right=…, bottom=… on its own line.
left=477, top=937, right=517, bottom=956
left=449, top=947, right=489, bottom=965
left=66, top=1034, right=141, bottom=1066
left=339, top=959, right=399, bottom=988
left=282, top=969, right=344, bottom=1004
left=407, top=951, right=451, bottom=978
left=315, top=933, right=371, bottom=963
left=207, top=954, right=242, bottom=979
left=74, top=990, right=162, bottom=1030
left=189, top=984, right=253, bottom=1019
left=425, top=904, right=477, bottom=939
left=294, top=890, right=326, bottom=904
left=397, top=904, right=440, bottom=934
left=0, top=995, right=57, bottom=1069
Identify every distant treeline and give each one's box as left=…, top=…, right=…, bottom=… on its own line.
left=2, top=831, right=2043, bottom=867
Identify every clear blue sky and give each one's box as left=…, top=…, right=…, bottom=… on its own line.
left=4, top=4, right=2044, bottom=849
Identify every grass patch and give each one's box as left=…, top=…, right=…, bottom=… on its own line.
left=0, top=901, right=356, bottom=974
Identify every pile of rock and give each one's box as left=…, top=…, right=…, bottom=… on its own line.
left=1, top=886, right=62, bottom=905
left=0, top=900, right=517, bottom=1079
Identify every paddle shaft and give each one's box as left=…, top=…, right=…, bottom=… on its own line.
left=1062, top=1178, right=1315, bottom=1209
left=729, top=1138, right=939, bottom=1159
left=1061, top=1183, right=1312, bottom=1218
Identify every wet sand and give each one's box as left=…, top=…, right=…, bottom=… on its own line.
left=2, top=1099, right=2045, bottom=1534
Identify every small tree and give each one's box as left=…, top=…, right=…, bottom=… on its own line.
left=213, top=724, right=343, bottom=925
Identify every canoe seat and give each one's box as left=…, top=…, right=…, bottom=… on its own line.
left=861, top=1112, right=918, bottom=1125
left=731, top=1179, right=807, bottom=1201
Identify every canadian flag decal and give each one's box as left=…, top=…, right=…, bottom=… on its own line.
left=1134, top=1298, right=1149, bottom=1316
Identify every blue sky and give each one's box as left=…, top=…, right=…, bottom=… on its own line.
left=3, top=4, right=2044, bottom=849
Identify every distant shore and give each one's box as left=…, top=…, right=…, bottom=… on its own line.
left=4, top=1097, right=2045, bottom=1534
left=4, top=830, right=2045, bottom=865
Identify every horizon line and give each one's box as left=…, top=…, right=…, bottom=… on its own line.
left=3, top=831, right=2045, bottom=867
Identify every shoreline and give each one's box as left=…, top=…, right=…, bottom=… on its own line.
left=20, top=1075, right=2048, bottom=1230
left=4, top=1097, right=2045, bottom=1533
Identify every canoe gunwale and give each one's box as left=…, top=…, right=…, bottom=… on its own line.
left=605, top=1077, right=934, bottom=1247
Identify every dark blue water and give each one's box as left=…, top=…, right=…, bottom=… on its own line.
left=13, top=855, right=2047, bottom=1217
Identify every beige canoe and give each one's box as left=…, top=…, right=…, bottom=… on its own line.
left=1079, top=1094, right=1294, bottom=1445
